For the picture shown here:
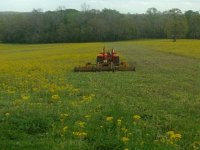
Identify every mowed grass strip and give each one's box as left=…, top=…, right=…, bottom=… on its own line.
left=123, top=39, right=200, bottom=59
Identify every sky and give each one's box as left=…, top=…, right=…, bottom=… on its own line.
left=0, top=0, right=199, bottom=13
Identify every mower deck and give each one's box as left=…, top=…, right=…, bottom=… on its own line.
left=74, top=64, right=135, bottom=72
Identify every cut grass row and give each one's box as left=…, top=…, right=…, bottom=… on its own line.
left=125, top=39, right=200, bottom=59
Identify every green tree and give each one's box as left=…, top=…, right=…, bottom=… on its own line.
left=0, top=17, right=4, bottom=41
left=164, top=8, right=188, bottom=41
left=185, top=10, right=200, bottom=39
left=146, top=8, right=165, bottom=38
left=0, top=8, right=198, bottom=43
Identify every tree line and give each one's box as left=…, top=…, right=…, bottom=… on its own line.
left=0, top=8, right=200, bottom=43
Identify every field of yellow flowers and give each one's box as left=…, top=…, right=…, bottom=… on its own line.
left=0, top=40, right=200, bottom=150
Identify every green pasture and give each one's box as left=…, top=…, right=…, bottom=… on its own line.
left=0, top=40, right=200, bottom=150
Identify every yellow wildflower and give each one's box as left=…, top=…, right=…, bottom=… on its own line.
left=73, top=131, right=87, bottom=138
left=51, top=94, right=60, bottom=101
left=170, top=133, right=182, bottom=140
left=32, top=88, right=38, bottom=92
left=21, top=94, right=30, bottom=100
left=106, top=116, right=113, bottom=121
left=62, top=126, right=68, bottom=132
left=124, top=148, right=129, bottom=150
left=78, top=121, right=86, bottom=128
left=50, top=88, right=55, bottom=93
left=7, top=89, right=15, bottom=94
left=5, top=113, right=10, bottom=117
left=128, top=132, right=132, bottom=136
left=122, top=137, right=129, bottom=143
left=90, top=93, right=95, bottom=97
left=82, top=95, right=92, bottom=102
left=84, top=115, right=91, bottom=119
left=166, top=131, right=175, bottom=136
left=121, top=127, right=128, bottom=133
left=72, top=88, right=79, bottom=93
left=117, top=119, right=122, bottom=126
left=133, top=115, right=141, bottom=120
left=165, top=131, right=182, bottom=144
left=60, top=113, right=69, bottom=118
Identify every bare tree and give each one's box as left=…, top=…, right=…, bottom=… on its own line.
left=81, top=3, right=90, bottom=12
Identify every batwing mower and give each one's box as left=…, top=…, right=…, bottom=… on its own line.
left=74, top=47, right=135, bottom=72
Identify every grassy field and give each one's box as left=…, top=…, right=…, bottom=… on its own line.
left=0, top=40, right=200, bottom=150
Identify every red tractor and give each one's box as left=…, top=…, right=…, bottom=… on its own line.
left=74, top=47, right=135, bottom=72
left=97, top=48, right=119, bottom=66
